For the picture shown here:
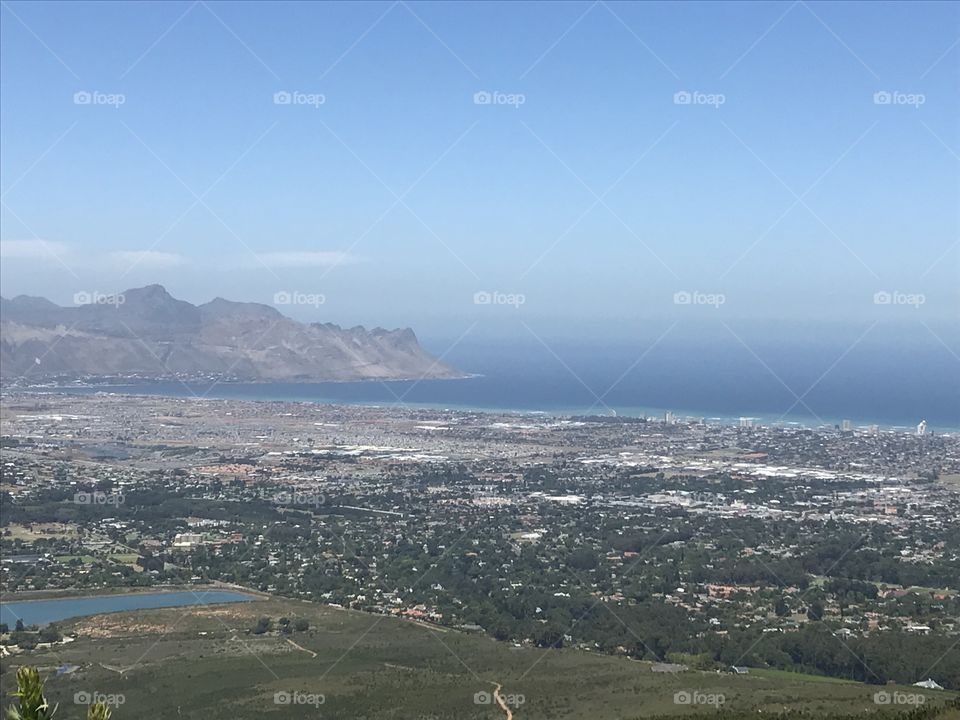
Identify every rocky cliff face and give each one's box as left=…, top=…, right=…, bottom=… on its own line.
left=0, top=285, right=462, bottom=382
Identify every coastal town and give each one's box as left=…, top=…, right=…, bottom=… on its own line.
left=2, top=390, right=958, bottom=695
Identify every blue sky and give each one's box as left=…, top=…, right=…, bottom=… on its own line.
left=1, top=0, right=958, bottom=345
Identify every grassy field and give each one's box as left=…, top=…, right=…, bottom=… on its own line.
left=54, top=554, right=98, bottom=564
left=749, top=667, right=862, bottom=685
left=5, top=522, right=79, bottom=540
left=1, top=597, right=955, bottom=719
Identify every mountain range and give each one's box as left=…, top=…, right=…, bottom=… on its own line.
left=0, top=285, right=462, bottom=382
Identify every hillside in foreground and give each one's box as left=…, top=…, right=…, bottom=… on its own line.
left=1, top=595, right=956, bottom=719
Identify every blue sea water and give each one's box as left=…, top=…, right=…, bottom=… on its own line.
left=40, top=332, right=960, bottom=432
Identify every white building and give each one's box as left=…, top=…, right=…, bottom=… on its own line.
left=172, top=532, right=204, bottom=550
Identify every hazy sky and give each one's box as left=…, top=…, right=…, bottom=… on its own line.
left=1, top=1, right=958, bottom=343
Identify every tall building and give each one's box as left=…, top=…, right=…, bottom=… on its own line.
left=664, top=411, right=675, bottom=424
left=842, top=419, right=852, bottom=432
left=739, top=417, right=753, bottom=428
left=916, top=420, right=927, bottom=436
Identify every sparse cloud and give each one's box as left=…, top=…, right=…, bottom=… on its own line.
left=106, top=250, right=186, bottom=269
left=0, top=242, right=187, bottom=273
left=254, top=251, right=361, bottom=268
left=0, top=239, right=69, bottom=259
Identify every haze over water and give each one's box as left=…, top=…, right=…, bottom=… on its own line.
left=52, top=329, right=960, bottom=431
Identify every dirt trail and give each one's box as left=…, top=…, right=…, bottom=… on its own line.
left=285, top=637, right=317, bottom=658
left=492, top=683, right=513, bottom=720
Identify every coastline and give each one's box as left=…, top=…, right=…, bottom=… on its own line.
left=5, top=382, right=957, bottom=435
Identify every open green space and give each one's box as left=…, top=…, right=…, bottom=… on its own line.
left=2, top=597, right=956, bottom=719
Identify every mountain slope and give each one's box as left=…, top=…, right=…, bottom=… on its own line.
left=0, top=285, right=462, bottom=382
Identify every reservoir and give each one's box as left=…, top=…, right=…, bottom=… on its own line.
left=1, top=590, right=254, bottom=627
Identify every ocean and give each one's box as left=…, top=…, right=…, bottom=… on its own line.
left=36, top=334, right=960, bottom=432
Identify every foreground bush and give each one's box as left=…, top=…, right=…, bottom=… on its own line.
left=5, top=667, right=111, bottom=720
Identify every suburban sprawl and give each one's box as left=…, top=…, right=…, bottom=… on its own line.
left=1, top=391, right=958, bottom=718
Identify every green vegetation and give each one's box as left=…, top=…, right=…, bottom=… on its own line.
left=5, top=667, right=111, bottom=720
left=3, top=408, right=958, bottom=715
left=1, top=598, right=956, bottom=719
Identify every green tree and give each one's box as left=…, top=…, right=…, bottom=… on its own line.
left=38, top=625, right=61, bottom=644
left=774, top=598, right=790, bottom=617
